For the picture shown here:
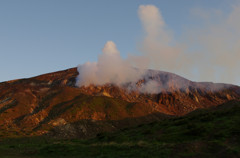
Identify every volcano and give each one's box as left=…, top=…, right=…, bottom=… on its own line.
left=0, top=67, right=239, bottom=138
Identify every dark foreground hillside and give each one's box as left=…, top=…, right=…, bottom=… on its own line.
left=0, top=100, right=239, bottom=158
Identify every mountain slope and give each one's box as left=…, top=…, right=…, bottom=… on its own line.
left=0, top=67, right=239, bottom=137
left=0, top=100, right=239, bottom=158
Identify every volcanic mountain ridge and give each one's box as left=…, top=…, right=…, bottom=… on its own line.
left=0, top=67, right=239, bottom=138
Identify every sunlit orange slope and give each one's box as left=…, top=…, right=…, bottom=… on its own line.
left=0, top=67, right=239, bottom=137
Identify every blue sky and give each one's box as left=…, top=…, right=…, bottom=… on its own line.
left=0, top=0, right=239, bottom=85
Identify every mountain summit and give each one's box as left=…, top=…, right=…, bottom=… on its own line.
left=0, top=68, right=239, bottom=138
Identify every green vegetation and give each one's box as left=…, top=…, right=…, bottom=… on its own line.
left=0, top=101, right=239, bottom=158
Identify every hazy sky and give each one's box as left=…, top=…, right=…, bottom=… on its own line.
left=0, top=0, right=239, bottom=85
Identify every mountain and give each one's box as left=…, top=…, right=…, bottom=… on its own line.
left=0, top=67, right=239, bottom=138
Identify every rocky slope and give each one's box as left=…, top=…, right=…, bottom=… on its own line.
left=0, top=67, right=239, bottom=138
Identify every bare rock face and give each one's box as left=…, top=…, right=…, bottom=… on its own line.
left=0, top=67, right=239, bottom=138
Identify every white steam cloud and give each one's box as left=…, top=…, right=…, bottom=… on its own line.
left=76, top=41, right=146, bottom=88
left=185, top=4, right=240, bottom=84
left=138, top=4, right=240, bottom=85
left=138, top=5, right=184, bottom=72
left=76, top=3, right=240, bottom=93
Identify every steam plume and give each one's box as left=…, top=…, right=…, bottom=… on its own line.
left=138, top=4, right=240, bottom=85
left=138, top=5, right=184, bottom=71
left=185, top=4, right=240, bottom=84
left=76, top=41, right=146, bottom=87
left=76, top=3, right=240, bottom=93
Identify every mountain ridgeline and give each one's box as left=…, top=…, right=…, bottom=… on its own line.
left=0, top=67, right=239, bottom=138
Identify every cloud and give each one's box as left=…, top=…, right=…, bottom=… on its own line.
left=185, top=3, right=240, bottom=84
left=139, top=80, right=161, bottom=94
left=76, top=41, right=146, bottom=88
left=76, top=3, right=240, bottom=94
left=138, top=5, right=184, bottom=71
left=138, top=4, right=240, bottom=85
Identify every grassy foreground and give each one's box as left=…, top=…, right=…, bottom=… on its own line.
left=0, top=101, right=239, bottom=158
